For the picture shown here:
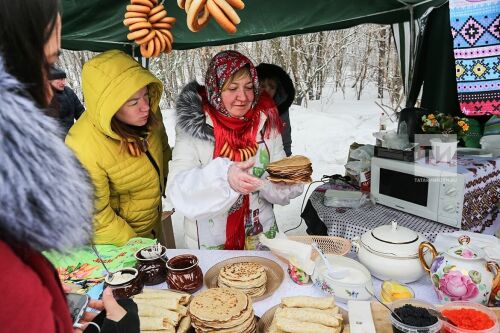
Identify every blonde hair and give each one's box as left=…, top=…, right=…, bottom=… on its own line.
left=222, top=67, right=251, bottom=91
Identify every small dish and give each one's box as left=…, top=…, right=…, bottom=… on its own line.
left=311, top=254, right=374, bottom=301
left=381, top=280, right=415, bottom=303
left=440, top=301, right=498, bottom=333
left=104, top=267, right=143, bottom=299
left=204, top=256, right=284, bottom=302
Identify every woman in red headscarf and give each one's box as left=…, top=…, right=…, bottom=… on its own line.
left=167, top=50, right=303, bottom=250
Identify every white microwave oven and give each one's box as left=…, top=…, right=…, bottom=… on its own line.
left=371, top=157, right=465, bottom=227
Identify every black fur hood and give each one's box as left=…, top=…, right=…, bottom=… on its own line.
left=175, top=81, right=214, bottom=143
left=0, top=56, right=94, bottom=252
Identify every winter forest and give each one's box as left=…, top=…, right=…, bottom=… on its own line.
left=58, top=24, right=403, bottom=115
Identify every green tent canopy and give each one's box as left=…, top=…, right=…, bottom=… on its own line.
left=61, top=0, right=459, bottom=115
left=61, top=0, right=447, bottom=53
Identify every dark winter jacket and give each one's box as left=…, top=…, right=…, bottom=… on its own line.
left=52, top=86, right=85, bottom=135
left=256, top=63, right=295, bottom=156
left=0, top=56, right=94, bottom=332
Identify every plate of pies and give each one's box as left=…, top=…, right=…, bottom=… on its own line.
left=204, top=256, right=284, bottom=302
left=266, top=155, right=313, bottom=184
left=257, top=296, right=347, bottom=333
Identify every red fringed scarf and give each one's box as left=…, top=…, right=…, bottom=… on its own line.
left=200, top=89, right=282, bottom=250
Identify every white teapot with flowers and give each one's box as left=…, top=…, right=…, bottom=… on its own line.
left=418, top=235, right=499, bottom=305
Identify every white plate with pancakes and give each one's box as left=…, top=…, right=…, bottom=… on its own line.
left=204, top=256, right=284, bottom=302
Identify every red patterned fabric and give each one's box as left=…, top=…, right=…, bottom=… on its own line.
left=202, top=50, right=283, bottom=250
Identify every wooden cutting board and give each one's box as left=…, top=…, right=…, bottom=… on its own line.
left=343, top=302, right=500, bottom=333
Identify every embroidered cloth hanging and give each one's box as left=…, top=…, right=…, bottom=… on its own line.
left=449, top=0, right=500, bottom=115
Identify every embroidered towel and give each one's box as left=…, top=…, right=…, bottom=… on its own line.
left=449, top=0, right=500, bottom=115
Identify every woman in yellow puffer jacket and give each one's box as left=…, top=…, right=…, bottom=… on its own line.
left=66, top=50, right=171, bottom=246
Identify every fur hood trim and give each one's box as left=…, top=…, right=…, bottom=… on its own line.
left=175, top=81, right=214, bottom=142
left=0, top=56, right=94, bottom=252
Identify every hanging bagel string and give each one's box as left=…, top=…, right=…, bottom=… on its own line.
left=178, top=0, right=245, bottom=33
left=124, top=0, right=176, bottom=58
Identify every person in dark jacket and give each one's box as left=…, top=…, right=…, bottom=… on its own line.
left=256, top=63, right=295, bottom=156
left=49, top=66, right=85, bottom=135
left=0, top=1, right=139, bottom=332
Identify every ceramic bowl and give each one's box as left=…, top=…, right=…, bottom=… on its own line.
left=440, top=301, right=498, bottom=333
left=104, top=267, right=143, bottom=299
left=311, top=254, right=373, bottom=301
left=134, top=245, right=168, bottom=286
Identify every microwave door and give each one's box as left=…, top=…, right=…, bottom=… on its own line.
left=376, top=168, right=440, bottom=220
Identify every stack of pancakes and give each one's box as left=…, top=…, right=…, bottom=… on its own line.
left=266, top=155, right=313, bottom=184
left=217, top=262, right=267, bottom=298
left=189, top=288, right=256, bottom=333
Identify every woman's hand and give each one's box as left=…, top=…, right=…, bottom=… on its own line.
left=228, top=158, right=262, bottom=195
left=72, top=287, right=127, bottom=333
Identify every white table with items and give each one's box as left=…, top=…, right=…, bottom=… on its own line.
left=148, top=248, right=439, bottom=317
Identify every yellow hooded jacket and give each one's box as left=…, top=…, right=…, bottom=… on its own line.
left=66, top=50, right=171, bottom=246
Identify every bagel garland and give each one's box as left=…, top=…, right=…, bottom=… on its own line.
left=124, top=0, right=176, bottom=57
left=179, top=0, right=245, bottom=33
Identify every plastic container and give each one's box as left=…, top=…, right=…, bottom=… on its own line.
left=380, top=280, right=415, bottom=303
left=440, top=301, right=498, bottom=333
left=389, top=299, right=441, bottom=333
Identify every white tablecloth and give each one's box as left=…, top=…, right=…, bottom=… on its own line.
left=147, top=249, right=439, bottom=317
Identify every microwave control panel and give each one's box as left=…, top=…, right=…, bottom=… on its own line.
left=437, top=174, right=465, bottom=227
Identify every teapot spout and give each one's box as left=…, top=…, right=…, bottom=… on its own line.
left=418, top=241, right=438, bottom=273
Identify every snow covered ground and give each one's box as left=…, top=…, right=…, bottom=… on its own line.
left=162, top=82, right=397, bottom=248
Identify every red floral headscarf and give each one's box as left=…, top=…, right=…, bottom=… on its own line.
left=204, top=50, right=260, bottom=114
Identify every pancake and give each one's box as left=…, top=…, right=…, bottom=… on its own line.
left=217, top=262, right=267, bottom=298
left=189, top=288, right=249, bottom=325
left=266, top=155, right=313, bottom=183
left=218, top=269, right=267, bottom=288
left=219, top=262, right=265, bottom=282
left=281, top=296, right=335, bottom=309
left=267, top=155, right=311, bottom=168
left=277, top=307, right=340, bottom=327
left=217, top=281, right=266, bottom=297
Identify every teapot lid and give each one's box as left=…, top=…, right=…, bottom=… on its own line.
left=447, top=235, right=484, bottom=259
left=371, top=221, right=419, bottom=244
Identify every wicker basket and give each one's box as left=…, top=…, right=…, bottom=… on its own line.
left=271, top=235, right=351, bottom=265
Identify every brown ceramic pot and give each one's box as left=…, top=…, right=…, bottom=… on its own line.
left=166, top=254, right=203, bottom=293
left=104, top=267, right=143, bottom=299
left=134, top=245, right=168, bottom=286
